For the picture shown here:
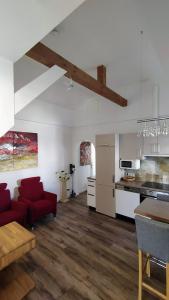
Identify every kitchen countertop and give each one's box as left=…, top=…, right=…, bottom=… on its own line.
left=135, top=197, right=169, bottom=223
left=116, top=180, right=169, bottom=193
left=87, top=177, right=169, bottom=193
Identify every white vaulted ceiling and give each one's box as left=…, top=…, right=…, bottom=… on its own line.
left=14, top=0, right=169, bottom=111
left=0, top=0, right=86, bottom=62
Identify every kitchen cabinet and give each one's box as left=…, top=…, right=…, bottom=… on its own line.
left=119, top=133, right=141, bottom=160
left=143, top=136, right=159, bottom=155
left=120, top=132, right=169, bottom=158
left=157, top=135, right=169, bottom=155
left=143, top=135, right=169, bottom=156
left=87, top=178, right=96, bottom=208
left=115, top=189, right=140, bottom=219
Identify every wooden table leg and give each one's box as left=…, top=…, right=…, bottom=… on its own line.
left=138, top=250, right=143, bottom=300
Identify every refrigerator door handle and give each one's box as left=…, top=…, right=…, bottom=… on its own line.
left=112, top=189, right=115, bottom=198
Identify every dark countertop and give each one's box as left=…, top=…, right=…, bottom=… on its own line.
left=116, top=180, right=169, bottom=193
left=87, top=177, right=169, bottom=193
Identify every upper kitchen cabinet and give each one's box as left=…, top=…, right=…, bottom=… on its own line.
left=119, top=133, right=141, bottom=160
left=143, top=136, right=158, bottom=156
left=157, top=135, right=169, bottom=155
left=143, top=135, right=169, bottom=156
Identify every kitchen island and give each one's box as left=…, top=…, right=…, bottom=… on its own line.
left=135, top=197, right=169, bottom=223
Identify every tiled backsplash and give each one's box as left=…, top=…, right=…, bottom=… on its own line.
left=135, top=157, right=169, bottom=183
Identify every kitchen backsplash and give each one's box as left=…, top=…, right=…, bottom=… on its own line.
left=135, top=157, right=169, bottom=183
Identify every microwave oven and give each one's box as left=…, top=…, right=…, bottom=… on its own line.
left=119, top=159, right=140, bottom=170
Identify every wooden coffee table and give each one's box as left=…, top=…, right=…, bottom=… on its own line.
left=0, top=221, right=36, bottom=300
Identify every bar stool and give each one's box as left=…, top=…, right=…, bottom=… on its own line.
left=135, top=215, right=169, bottom=300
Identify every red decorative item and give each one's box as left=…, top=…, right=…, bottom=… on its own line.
left=0, top=183, right=27, bottom=227
left=18, top=177, right=57, bottom=225
left=80, top=141, right=91, bottom=166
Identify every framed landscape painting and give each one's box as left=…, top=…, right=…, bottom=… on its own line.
left=0, top=131, right=38, bottom=172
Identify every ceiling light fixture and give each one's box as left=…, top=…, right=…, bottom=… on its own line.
left=67, top=77, right=74, bottom=90
left=137, top=31, right=169, bottom=137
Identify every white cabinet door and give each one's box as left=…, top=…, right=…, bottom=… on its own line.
left=87, top=179, right=96, bottom=207
left=119, top=133, right=140, bottom=160
left=158, top=135, right=169, bottom=155
left=87, top=194, right=96, bottom=207
left=143, top=136, right=159, bottom=155
left=115, top=189, right=140, bottom=219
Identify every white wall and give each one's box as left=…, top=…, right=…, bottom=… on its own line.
left=0, top=100, right=73, bottom=199
left=0, top=57, right=14, bottom=137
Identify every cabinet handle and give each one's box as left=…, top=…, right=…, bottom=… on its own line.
left=88, top=185, right=94, bottom=187
left=112, top=175, right=115, bottom=183
left=88, top=193, right=94, bottom=197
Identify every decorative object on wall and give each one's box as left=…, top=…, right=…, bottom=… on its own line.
left=0, top=131, right=38, bottom=172
left=56, top=170, right=70, bottom=203
left=80, top=142, right=91, bottom=166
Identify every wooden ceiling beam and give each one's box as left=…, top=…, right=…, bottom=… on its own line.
left=26, top=43, right=127, bottom=107
left=97, top=65, right=106, bottom=85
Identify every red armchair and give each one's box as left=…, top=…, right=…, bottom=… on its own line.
left=18, top=177, right=57, bottom=226
left=0, top=183, right=27, bottom=227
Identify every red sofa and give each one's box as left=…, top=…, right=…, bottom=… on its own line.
left=18, top=177, right=57, bottom=225
left=0, top=183, right=27, bottom=227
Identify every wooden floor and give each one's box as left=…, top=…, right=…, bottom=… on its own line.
left=18, top=193, right=165, bottom=300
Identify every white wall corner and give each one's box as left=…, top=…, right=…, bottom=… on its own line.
left=0, top=57, right=14, bottom=137
left=15, top=65, right=66, bottom=114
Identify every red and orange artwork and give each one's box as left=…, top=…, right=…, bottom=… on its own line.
left=0, top=131, right=38, bottom=172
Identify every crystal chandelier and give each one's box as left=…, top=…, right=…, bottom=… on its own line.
left=137, top=30, right=167, bottom=138
left=137, top=117, right=169, bottom=137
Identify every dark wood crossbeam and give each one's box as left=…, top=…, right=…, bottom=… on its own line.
left=26, top=43, right=127, bottom=107
left=97, top=65, right=106, bottom=85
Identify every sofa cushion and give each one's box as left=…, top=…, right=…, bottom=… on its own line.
left=0, top=190, right=11, bottom=212
left=0, top=210, right=24, bottom=226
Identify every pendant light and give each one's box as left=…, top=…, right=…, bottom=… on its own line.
left=137, top=31, right=169, bottom=138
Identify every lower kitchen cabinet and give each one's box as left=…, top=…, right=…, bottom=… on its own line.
left=87, top=178, right=96, bottom=208
left=115, top=189, right=140, bottom=219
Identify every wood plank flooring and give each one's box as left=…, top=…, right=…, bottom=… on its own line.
left=18, top=193, right=165, bottom=300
